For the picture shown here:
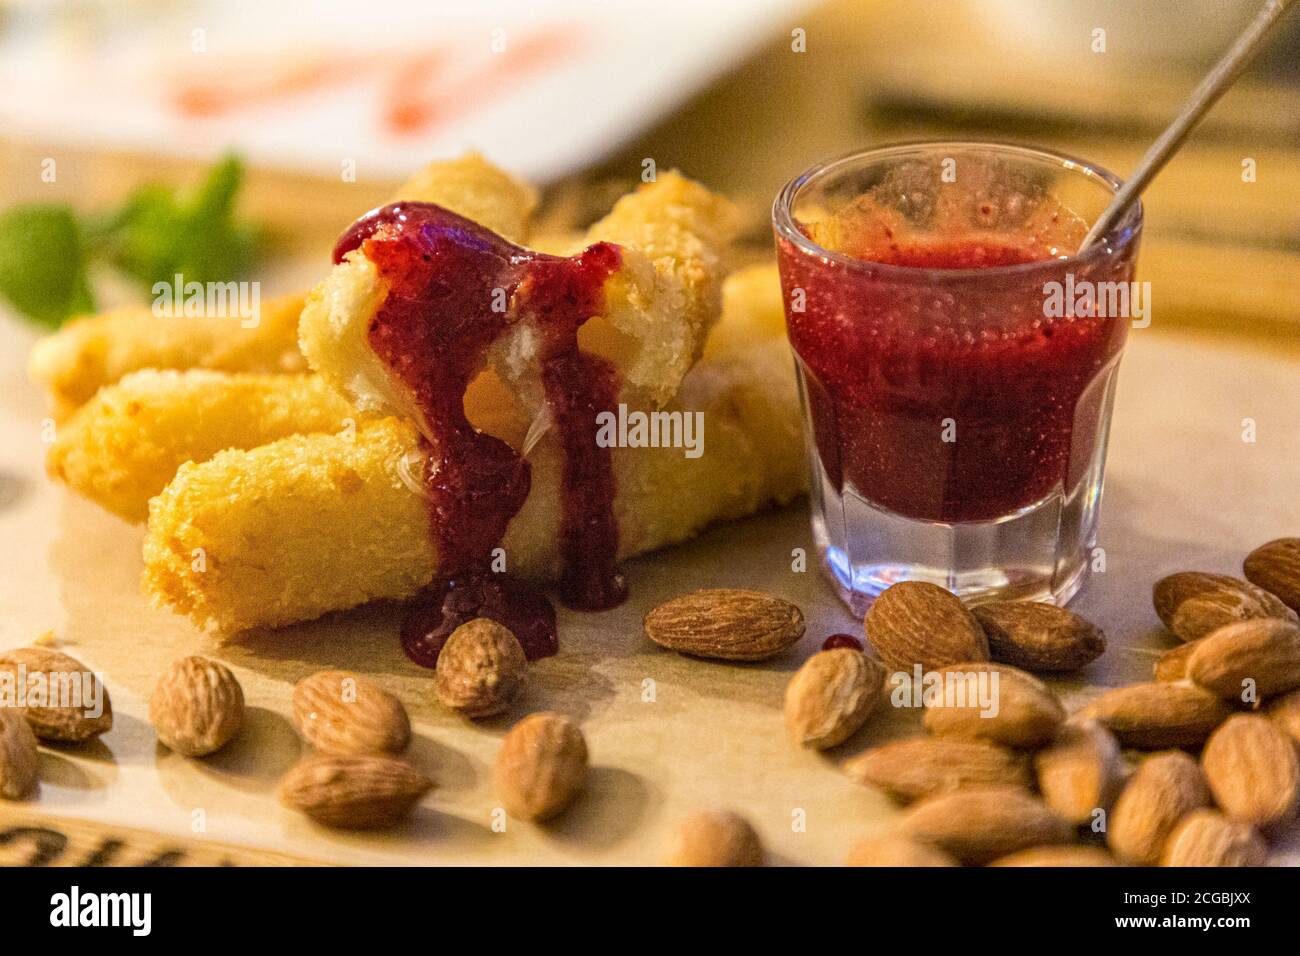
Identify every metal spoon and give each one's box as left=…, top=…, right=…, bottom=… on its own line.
left=1080, top=0, right=1297, bottom=250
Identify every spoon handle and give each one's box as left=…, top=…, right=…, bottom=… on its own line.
left=1080, top=0, right=1297, bottom=250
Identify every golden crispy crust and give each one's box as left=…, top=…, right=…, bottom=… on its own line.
left=47, top=370, right=355, bottom=522
left=143, top=334, right=802, bottom=634
left=28, top=294, right=308, bottom=419
left=27, top=154, right=536, bottom=419
left=143, top=416, right=436, bottom=633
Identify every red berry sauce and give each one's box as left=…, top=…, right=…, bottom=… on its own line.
left=778, top=237, right=1132, bottom=523
left=333, top=202, right=628, bottom=664
left=821, top=633, right=864, bottom=652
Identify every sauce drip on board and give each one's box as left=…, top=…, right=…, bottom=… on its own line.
left=333, top=202, right=628, bottom=664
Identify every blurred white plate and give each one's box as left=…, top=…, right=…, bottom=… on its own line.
left=0, top=0, right=811, bottom=182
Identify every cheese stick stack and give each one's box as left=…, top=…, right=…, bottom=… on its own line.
left=31, top=153, right=805, bottom=635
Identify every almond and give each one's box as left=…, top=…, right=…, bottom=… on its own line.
left=921, top=663, right=1064, bottom=749
left=149, top=656, right=244, bottom=757
left=1033, top=720, right=1124, bottom=825
left=292, top=670, right=410, bottom=756
left=844, top=736, right=1030, bottom=803
left=784, top=649, right=885, bottom=749
left=988, top=846, right=1118, bottom=867
left=279, top=754, right=432, bottom=829
left=865, top=582, right=989, bottom=673
left=1185, top=618, right=1300, bottom=702
left=1201, top=714, right=1299, bottom=832
left=845, top=834, right=957, bottom=867
left=1264, top=687, right=1300, bottom=745
left=1160, top=809, right=1268, bottom=867
left=0, top=709, right=39, bottom=800
left=1107, top=750, right=1209, bottom=865
left=1153, top=571, right=1297, bottom=642
left=1243, top=537, right=1300, bottom=613
left=0, top=646, right=112, bottom=742
left=643, top=589, right=804, bottom=661
left=895, top=786, right=1071, bottom=865
left=1154, top=640, right=1201, bottom=682
left=971, top=601, right=1105, bottom=672
left=1076, top=681, right=1230, bottom=749
left=435, top=618, right=527, bottom=718
left=664, top=810, right=764, bottom=867
left=494, top=712, right=588, bottom=821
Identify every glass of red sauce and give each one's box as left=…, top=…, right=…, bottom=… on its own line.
left=773, top=142, right=1144, bottom=614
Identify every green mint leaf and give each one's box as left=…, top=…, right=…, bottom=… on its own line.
left=0, top=205, right=95, bottom=328
left=99, top=153, right=263, bottom=290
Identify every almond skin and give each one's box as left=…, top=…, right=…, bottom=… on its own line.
left=435, top=619, right=527, bottom=718
left=1160, top=809, right=1268, bottom=867
left=1265, top=687, right=1300, bottom=745
left=844, top=737, right=1031, bottom=803
left=494, top=712, right=588, bottom=821
left=643, top=589, right=804, bottom=661
left=988, top=846, right=1118, bottom=867
left=921, top=663, right=1064, bottom=749
left=1243, top=537, right=1300, bottom=613
left=1154, top=640, right=1201, bottom=682
left=0, top=646, right=112, bottom=742
left=1033, top=720, right=1124, bottom=825
left=1153, top=571, right=1297, bottom=642
left=865, top=581, right=989, bottom=673
left=292, top=670, right=410, bottom=756
left=279, top=754, right=432, bottom=829
left=1185, top=618, right=1300, bottom=702
left=846, top=834, right=957, bottom=867
left=895, top=786, right=1071, bottom=865
left=150, top=656, right=244, bottom=757
left=1107, top=750, right=1209, bottom=865
left=1201, top=714, right=1299, bottom=832
left=785, top=649, right=885, bottom=749
left=971, top=601, right=1106, bottom=672
left=0, top=709, right=39, bottom=801
left=1076, top=681, right=1231, bottom=749
left=664, top=811, right=764, bottom=867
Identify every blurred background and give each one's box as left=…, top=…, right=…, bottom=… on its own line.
left=1, top=0, right=1297, bottom=345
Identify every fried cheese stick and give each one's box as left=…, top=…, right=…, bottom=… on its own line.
left=27, top=154, right=538, bottom=418
left=143, top=333, right=803, bottom=633
left=28, top=294, right=308, bottom=419
left=300, top=171, right=739, bottom=430
left=47, top=370, right=355, bottom=522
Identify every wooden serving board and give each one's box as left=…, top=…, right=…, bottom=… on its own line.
left=0, top=806, right=325, bottom=867
left=2, top=315, right=1300, bottom=866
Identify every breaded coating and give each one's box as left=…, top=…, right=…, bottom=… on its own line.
left=143, top=336, right=803, bottom=634
left=27, top=154, right=532, bottom=418
left=144, top=417, right=436, bottom=632
left=47, top=370, right=355, bottom=522
left=704, top=263, right=788, bottom=360
left=389, top=152, right=538, bottom=243
left=29, top=294, right=307, bottom=419
left=301, top=169, right=738, bottom=436
left=298, top=153, right=542, bottom=431
left=505, top=171, right=740, bottom=408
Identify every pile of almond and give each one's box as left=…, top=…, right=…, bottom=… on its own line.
left=778, top=536, right=1300, bottom=867
left=6, top=536, right=1298, bottom=867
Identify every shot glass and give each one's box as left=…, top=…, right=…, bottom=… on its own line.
left=773, top=142, right=1144, bottom=614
